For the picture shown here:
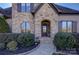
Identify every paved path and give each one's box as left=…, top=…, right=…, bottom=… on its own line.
left=20, top=37, right=56, bottom=55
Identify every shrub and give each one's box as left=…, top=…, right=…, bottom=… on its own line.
left=0, top=16, right=9, bottom=33
left=6, top=41, right=18, bottom=51
left=53, top=32, right=76, bottom=50
left=0, top=43, right=5, bottom=50
left=72, top=33, right=79, bottom=54
left=0, top=33, right=19, bottom=43
left=5, top=33, right=19, bottom=43
left=17, top=33, right=35, bottom=47
left=72, top=33, right=79, bottom=45
left=0, top=33, right=7, bottom=43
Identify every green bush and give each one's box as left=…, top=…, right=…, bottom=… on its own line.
left=7, top=41, right=18, bottom=51
left=72, top=33, right=79, bottom=48
left=53, top=32, right=76, bottom=50
left=0, top=43, right=5, bottom=50
left=0, top=33, right=19, bottom=43
left=0, top=33, right=7, bottom=43
left=17, top=33, right=35, bottom=47
left=0, top=33, right=35, bottom=50
left=0, top=16, right=9, bottom=33
left=5, top=33, right=19, bottom=43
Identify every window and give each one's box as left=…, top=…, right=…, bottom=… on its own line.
left=21, top=3, right=26, bottom=12
left=58, top=21, right=77, bottom=33
left=67, top=22, right=72, bottom=32
left=62, top=21, right=66, bottom=32
left=26, top=4, right=31, bottom=12
left=21, top=21, right=30, bottom=33
left=21, top=3, right=30, bottom=12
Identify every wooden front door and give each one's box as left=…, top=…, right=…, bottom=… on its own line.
left=41, top=20, right=50, bottom=37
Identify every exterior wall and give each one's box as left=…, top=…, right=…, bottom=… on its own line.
left=12, top=3, right=79, bottom=38
left=6, top=18, right=12, bottom=31
left=0, top=13, right=3, bottom=16
left=12, top=3, right=34, bottom=33
left=35, top=4, right=58, bottom=38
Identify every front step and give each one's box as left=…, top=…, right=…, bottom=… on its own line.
left=38, top=37, right=53, bottom=44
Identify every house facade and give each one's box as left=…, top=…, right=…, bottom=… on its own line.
left=12, top=3, right=79, bottom=38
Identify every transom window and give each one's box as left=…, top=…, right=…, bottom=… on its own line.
left=21, top=21, right=30, bottom=33
left=58, top=21, right=77, bottom=33
left=21, top=3, right=30, bottom=12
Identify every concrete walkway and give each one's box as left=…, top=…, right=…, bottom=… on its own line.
left=20, top=37, right=56, bottom=55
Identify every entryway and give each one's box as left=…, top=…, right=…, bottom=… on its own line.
left=41, top=20, right=50, bottom=37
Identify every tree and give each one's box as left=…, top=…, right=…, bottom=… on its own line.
left=0, top=16, right=9, bottom=33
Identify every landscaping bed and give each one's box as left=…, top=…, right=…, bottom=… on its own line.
left=0, top=32, right=40, bottom=55
left=0, top=41, right=39, bottom=55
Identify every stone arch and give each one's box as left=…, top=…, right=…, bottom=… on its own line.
left=41, top=20, right=50, bottom=37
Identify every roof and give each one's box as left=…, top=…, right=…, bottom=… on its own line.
left=0, top=3, right=79, bottom=18
left=53, top=4, right=79, bottom=14
left=0, top=7, right=12, bottom=18
left=0, top=7, right=5, bottom=14
left=32, top=3, right=79, bottom=14
left=4, top=7, right=12, bottom=18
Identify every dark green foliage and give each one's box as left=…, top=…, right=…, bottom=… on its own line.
left=0, top=33, right=7, bottom=43
left=0, top=33, right=19, bottom=43
left=0, top=16, right=9, bottom=33
left=53, top=32, right=76, bottom=50
left=72, top=33, right=79, bottom=49
left=17, top=32, right=35, bottom=47
left=0, top=33, right=35, bottom=50
left=5, top=33, right=19, bottom=43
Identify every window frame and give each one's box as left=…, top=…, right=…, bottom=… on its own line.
left=20, top=21, right=30, bottom=33
left=20, top=3, right=31, bottom=12
left=21, top=3, right=26, bottom=12
left=59, top=20, right=77, bottom=33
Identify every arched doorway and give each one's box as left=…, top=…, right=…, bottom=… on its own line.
left=41, top=20, right=50, bottom=37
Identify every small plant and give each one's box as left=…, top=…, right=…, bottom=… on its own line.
left=53, top=32, right=76, bottom=50
left=7, top=41, right=18, bottom=51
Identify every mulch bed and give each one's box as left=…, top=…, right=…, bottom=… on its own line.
left=0, top=42, right=40, bottom=55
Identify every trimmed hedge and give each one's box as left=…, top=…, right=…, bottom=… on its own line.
left=53, top=32, right=76, bottom=50
left=0, top=33, right=19, bottom=43
left=0, top=33, right=35, bottom=51
left=72, top=33, right=79, bottom=44
left=0, top=16, right=9, bottom=33
left=17, top=33, right=35, bottom=47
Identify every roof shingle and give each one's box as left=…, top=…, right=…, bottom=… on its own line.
left=32, top=3, right=79, bottom=14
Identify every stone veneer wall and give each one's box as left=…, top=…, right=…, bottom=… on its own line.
left=12, top=3, right=79, bottom=39
left=0, top=13, right=3, bottom=16
left=12, top=3, right=34, bottom=33
left=34, top=4, right=58, bottom=38
left=6, top=18, right=12, bottom=32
